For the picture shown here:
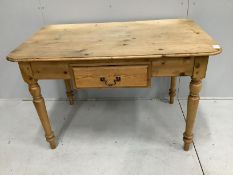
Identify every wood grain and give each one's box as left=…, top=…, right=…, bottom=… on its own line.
left=31, top=62, right=70, bottom=79
left=169, top=77, right=176, bottom=104
left=183, top=56, right=209, bottom=151
left=7, top=19, right=221, bottom=62
left=72, top=65, right=149, bottom=88
left=19, top=62, right=56, bottom=149
left=192, top=56, right=209, bottom=79
left=8, top=19, right=221, bottom=151
left=183, top=78, right=202, bottom=151
left=64, top=79, right=75, bottom=105
left=152, top=57, right=194, bottom=76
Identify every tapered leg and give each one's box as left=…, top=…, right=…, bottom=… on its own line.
left=183, top=78, right=202, bottom=151
left=169, top=76, right=176, bottom=104
left=28, top=80, right=56, bottom=149
left=64, top=79, right=75, bottom=105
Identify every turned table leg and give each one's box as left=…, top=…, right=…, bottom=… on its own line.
left=28, top=80, right=56, bottom=149
left=183, top=78, right=202, bottom=151
left=64, top=79, right=75, bottom=105
left=169, top=76, right=176, bottom=104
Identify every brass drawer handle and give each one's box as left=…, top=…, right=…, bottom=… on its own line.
left=100, top=76, right=121, bottom=86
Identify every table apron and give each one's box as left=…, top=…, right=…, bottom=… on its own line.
left=29, top=57, right=203, bottom=83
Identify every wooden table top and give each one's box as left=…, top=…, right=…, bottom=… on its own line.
left=7, top=19, right=221, bottom=62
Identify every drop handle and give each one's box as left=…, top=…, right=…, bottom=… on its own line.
left=100, top=76, right=121, bottom=86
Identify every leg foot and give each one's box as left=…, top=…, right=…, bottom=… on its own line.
left=46, top=132, right=56, bottom=149
left=183, top=142, right=190, bottom=151
left=183, top=133, right=193, bottom=151
left=169, top=76, right=176, bottom=104
left=64, top=79, right=75, bottom=105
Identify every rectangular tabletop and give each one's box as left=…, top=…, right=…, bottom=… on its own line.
left=7, top=19, right=221, bottom=62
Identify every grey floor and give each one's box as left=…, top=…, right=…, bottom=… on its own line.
left=0, top=99, right=232, bottom=175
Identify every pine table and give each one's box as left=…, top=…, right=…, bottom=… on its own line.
left=7, top=19, right=221, bottom=151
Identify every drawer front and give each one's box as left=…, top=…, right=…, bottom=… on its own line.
left=72, top=65, right=149, bottom=88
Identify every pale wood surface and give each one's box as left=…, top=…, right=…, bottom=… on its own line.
left=73, top=65, right=149, bottom=88
left=152, top=57, right=194, bottom=76
left=183, top=56, right=209, bottom=151
left=183, top=79, right=202, bottom=151
left=7, top=19, right=221, bottom=62
left=19, top=62, right=56, bottom=149
left=192, top=56, right=209, bottom=79
left=31, top=62, right=70, bottom=79
left=17, top=56, right=211, bottom=150
left=64, top=79, right=74, bottom=105
left=169, top=77, right=176, bottom=104
left=9, top=19, right=221, bottom=151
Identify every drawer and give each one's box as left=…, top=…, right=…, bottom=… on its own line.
left=72, top=65, right=149, bottom=88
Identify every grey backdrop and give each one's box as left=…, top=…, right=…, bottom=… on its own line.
left=0, top=0, right=232, bottom=99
